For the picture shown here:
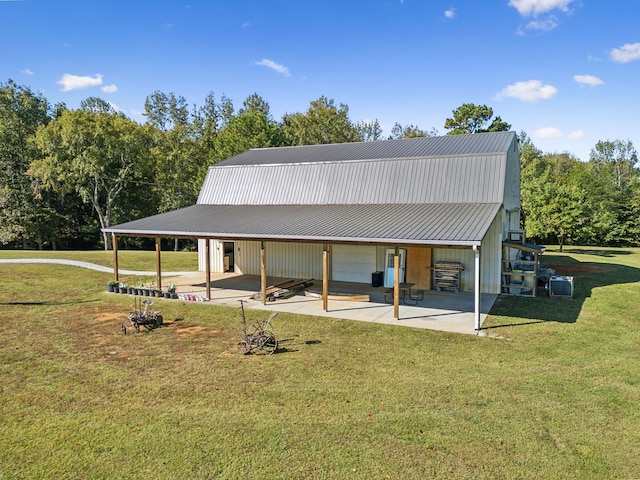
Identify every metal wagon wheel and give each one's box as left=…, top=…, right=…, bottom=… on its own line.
left=256, top=330, right=278, bottom=355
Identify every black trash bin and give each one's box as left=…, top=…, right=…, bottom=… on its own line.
left=372, top=271, right=384, bottom=287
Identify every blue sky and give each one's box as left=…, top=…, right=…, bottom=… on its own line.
left=1, top=0, right=638, bottom=161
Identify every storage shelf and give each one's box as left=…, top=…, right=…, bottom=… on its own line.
left=433, top=262, right=463, bottom=293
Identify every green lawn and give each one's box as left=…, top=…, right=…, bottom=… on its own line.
left=0, top=247, right=639, bottom=479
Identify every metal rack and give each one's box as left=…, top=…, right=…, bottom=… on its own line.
left=501, top=232, right=544, bottom=297
left=433, top=262, right=463, bottom=292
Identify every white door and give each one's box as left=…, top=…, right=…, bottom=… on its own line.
left=384, top=248, right=406, bottom=287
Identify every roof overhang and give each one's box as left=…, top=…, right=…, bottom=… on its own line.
left=104, top=203, right=502, bottom=247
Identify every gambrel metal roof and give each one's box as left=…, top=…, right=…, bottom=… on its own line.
left=216, top=131, right=516, bottom=166
left=104, top=131, right=517, bottom=246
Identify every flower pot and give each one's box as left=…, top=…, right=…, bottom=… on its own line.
left=164, top=292, right=171, bottom=298
left=107, top=284, right=115, bottom=293
left=119, top=287, right=127, bottom=294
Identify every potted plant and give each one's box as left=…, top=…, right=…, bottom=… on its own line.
left=168, top=284, right=177, bottom=299
left=107, top=281, right=118, bottom=293
left=118, top=283, right=128, bottom=294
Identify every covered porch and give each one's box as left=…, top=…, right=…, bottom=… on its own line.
left=156, top=271, right=498, bottom=335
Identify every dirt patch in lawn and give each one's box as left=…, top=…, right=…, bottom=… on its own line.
left=93, top=312, right=127, bottom=323
left=545, top=263, right=614, bottom=275
left=175, top=325, right=221, bottom=337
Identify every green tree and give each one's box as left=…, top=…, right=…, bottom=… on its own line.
left=144, top=91, right=189, bottom=131
left=521, top=153, right=592, bottom=250
left=31, top=109, right=150, bottom=250
left=214, top=110, right=285, bottom=161
left=239, top=93, right=270, bottom=117
left=281, top=96, right=360, bottom=145
left=387, top=122, right=437, bottom=139
left=587, top=139, right=639, bottom=245
left=444, top=103, right=511, bottom=135
left=0, top=80, right=55, bottom=247
left=356, top=119, right=384, bottom=142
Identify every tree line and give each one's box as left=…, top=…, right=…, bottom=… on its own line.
left=1, top=79, right=638, bottom=251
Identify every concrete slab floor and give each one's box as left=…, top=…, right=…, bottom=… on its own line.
left=161, top=272, right=497, bottom=336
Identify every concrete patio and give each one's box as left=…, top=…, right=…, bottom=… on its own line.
left=162, top=272, right=498, bottom=336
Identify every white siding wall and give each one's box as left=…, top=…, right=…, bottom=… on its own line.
left=480, top=212, right=504, bottom=294
left=431, top=211, right=503, bottom=294
left=332, top=244, right=377, bottom=283
left=432, top=247, right=475, bottom=291
left=233, top=240, right=323, bottom=279
left=198, top=211, right=504, bottom=294
left=197, top=239, right=225, bottom=273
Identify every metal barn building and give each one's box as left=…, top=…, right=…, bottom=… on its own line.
left=105, top=131, right=522, bottom=329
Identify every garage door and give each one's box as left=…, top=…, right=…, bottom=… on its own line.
left=332, top=244, right=377, bottom=283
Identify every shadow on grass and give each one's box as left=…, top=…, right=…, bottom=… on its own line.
left=559, top=248, right=633, bottom=257
left=486, top=254, right=640, bottom=328
left=0, top=299, right=99, bottom=306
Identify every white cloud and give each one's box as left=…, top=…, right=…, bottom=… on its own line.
left=573, top=74, right=604, bottom=87
left=56, top=73, right=103, bottom=92
left=101, top=84, right=118, bottom=93
left=523, top=16, right=558, bottom=31
left=255, top=59, right=290, bottom=77
left=508, top=0, right=575, bottom=16
left=534, top=127, right=563, bottom=138
left=444, top=8, right=455, bottom=19
left=495, top=79, right=558, bottom=102
left=569, top=130, right=585, bottom=140
left=21, top=68, right=33, bottom=75
left=241, top=21, right=251, bottom=28
left=610, top=42, right=640, bottom=63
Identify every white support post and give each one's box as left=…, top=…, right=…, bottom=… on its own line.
left=474, top=245, right=481, bottom=331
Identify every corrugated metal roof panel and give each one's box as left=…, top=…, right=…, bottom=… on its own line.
left=216, top=131, right=516, bottom=166
left=197, top=154, right=506, bottom=205
left=105, top=203, right=501, bottom=246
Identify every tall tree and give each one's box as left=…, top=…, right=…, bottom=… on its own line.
left=521, top=153, right=593, bottom=250
left=0, top=80, right=54, bottom=247
left=356, top=119, right=384, bottom=142
left=587, top=139, right=639, bottom=245
left=144, top=91, right=189, bottom=131
left=589, top=139, right=638, bottom=190
left=281, top=96, right=360, bottom=145
left=239, top=93, right=271, bottom=117
left=387, top=122, right=436, bottom=139
left=31, top=109, right=150, bottom=250
left=214, top=110, right=285, bottom=161
left=444, top=103, right=511, bottom=135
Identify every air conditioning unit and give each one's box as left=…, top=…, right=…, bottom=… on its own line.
left=549, top=275, right=574, bottom=298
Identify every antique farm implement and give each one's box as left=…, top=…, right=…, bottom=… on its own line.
left=123, top=298, right=164, bottom=334
left=238, top=300, right=278, bottom=355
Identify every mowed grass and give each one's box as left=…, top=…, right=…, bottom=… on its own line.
left=0, top=248, right=639, bottom=479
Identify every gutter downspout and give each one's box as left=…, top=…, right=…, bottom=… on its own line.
left=473, top=244, right=481, bottom=331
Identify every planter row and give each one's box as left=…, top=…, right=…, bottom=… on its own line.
left=107, top=284, right=178, bottom=299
